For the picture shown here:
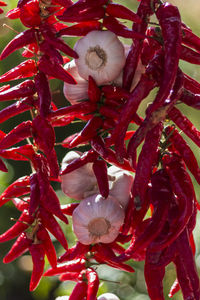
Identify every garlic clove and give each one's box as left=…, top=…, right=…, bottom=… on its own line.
left=97, top=293, right=120, bottom=300
left=63, top=60, right=88, bottom=105
left=72, top=194, right=125, bottom=245
left=74, top=30, right=126, bottom=85
left=60, top=151, right=98, bottom=200
left=108, top=166, right=134, bottom=208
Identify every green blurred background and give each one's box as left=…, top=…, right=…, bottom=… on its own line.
left=0, top=0, right=200, bottom=299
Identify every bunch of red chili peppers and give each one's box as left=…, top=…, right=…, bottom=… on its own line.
left=0, top=0, right=200, bottom=299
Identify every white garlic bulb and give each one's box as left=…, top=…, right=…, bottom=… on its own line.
left=108, top=166, right=134, bottom=208
left=74, top=30, right=126, bottom=85
left=98, top=293, right=120, bottom=300
left=63, top=60, right=88, bottom=105
left=61, top=151, right=98, bottom=200
left=72, top=194, right=125, bottom=245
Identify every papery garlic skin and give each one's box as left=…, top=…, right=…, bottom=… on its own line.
left=63, top=60, right=88, bottom=105
left=74, top=30, right=126, bottom=85
left=61, top=151, right=98, bottom=200
left=72, top=194, right=125, bottom=245
left=108, top=166, right=134, bottom=208
left=97, top=293, right=120, bottom=300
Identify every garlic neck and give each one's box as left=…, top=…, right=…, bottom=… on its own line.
left=85, top=46, right=107, bottom=70
left=88, top=217, right=111, bottom=239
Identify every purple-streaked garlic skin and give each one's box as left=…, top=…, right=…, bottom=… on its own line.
left=72, top=194, right=125, bottom=245
left=63, top=60, right=88, bottom=105
left=74, top=30, right=126, bottom=85
left=61, top=151, right=98, bottom=200
left=108, top=166, right=134, bottom=208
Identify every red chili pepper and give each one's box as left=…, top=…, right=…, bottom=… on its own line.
left=88, top=76, right=101, bottom=103
left=34, top=72, right=52, bottom=117
left=0, top=120, right=32, bottom=149
left=165, top=126, right=200, bottom=184
left=22, top=42, right=39, bottom=58
left=60, top=6, right=105, bottom=22
left=86, top=268, right=99, bottom=300
left=36, top=225, right=57, bottom=268
left=61, top=203, right=79, bottom=215
left=180, top=45, right=200, bottom=65
left=0, top=80, right=36, bottom=101
left=0, top=144, right=35, bottom=161
left=106, top=3, right=142, bottom=23
left=38, top=55, right=76, bottom=84
left=59, top=0, right=106, bottom=17
left=69, top=116, right=103, bottom=148
left=52, top=0, right=73, bottom=7
left=0, top=85, right=10, bottom=92
left=0, top=96, right=36, bottom=125
left=94, top=243, right=135, bottom=273
left=99, top=106, right=120, bottom=120
left=180, top=88, right=200, bottom=109
left=19, top=0, right=41, bottom=28
left=39, top=207, right=68, bottom=249
left=146, top=3, right=182, bottom=115
left=3, top=232, right=32, bottom=263
left=141, top=27, right=161, bottom=66
left=0, top=1, right=6, bottom=6
left=39, top=40, right=64, bottom=65
left=6, top=7, right=20, bottom=19
left=102, top=85, right=130, bottom=101
left=168, top=106, right=200, bottom=148
left=0, top=175, right=30, bottom=207
left=69, top=281, right=88, bottom=300
left=58, top=20, right=101, bottom=36
left=0, top=210, right=34, bottom=243
left=12, top=197, right=29, bottom=211
left=29, top=243, right=45, bottom=291
left=183, top=73, right=200, bottom=94
left=0, top=28, right=37, bottom=60
left=29, top=173, right=40, bottom=216
left=182, top=27, right=200, bottom=52
left=44, top=258, right=86, bottom=276
left=92, top=159, right=109, bottom=198
left=0, top=60, right=37, bottom=83
left=45, top=148, right=60, bottom=178
left=0, top=158, right=7, bottom=172
left=103, top=15, right=145, bottom=40
left=58, top=242, right=90, bottom=263
left=59, top=272, right=81, bottom=282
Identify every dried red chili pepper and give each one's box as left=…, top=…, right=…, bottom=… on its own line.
left=92, top=159, right=109, bottom=198
left=34, top=72, right=52, bottom=117
left=39, top=207, right=68, bottom=249
left=59, top=272, right=81, bottom=282
left=6, top=7, right=20, bottom=19
left=69, top=281, right=88, bottom=300
left=0, top=28, right=37, bottom=60
left=3, top=232, right=32, bottom=263
left=0, top=175, right=30, bottom=207
left=180, top=88, right=200, bottom=110
left=165, top=126, right=200, bottom=184
left=39, top=40, right=64, bottom=65
left=106, top=3, right=142, bottom=23
left=61, top=203, right=79, bottom=216
left=29, top=173, right=40, bottom=216
left=0, top=210, right=34, bottom=243
left=29, top=243, right=45, bottom=291
left=58, top=242, right=90, bottom=263
left=102, top=85, right=130, bottom=101
left=146, top=3, right=182, bottom=115
left=182, top=27, right=200, bottom=52
left=44, top=258, right=86, bottom=276
left=12, top=197, right=29, bottom=212
left=86, top=268, right=99, bottom=300
left=0, top=80, right=36, bottom=101
left=20, top=0, right=41, bottom=28
left=88, top=76, right=101, bottom=103
left=0, top=121, right=32, bottom=149
left=36, top=225, right=57, bottom=268
left=180, top=45, right=200, bottom=65
left=168, top=106, right=200, bottom=148
left=183, top=73, right=200, bottom=94
left=58, top=20, right=101, bottom=37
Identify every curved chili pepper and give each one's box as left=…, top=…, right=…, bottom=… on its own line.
left=92, top=159, right=109, bottom=198
left=0, top=121, right=32, bottom=150
left=44, top=258, right=86, bottom=276
left=180, top=45, right=200, bottom=65
left=59, top=272, right=80, bottom=282
left=59, top=6, right=105, bottom=22
left=6, top=7, right=20, bottom=19
left=19, top=0, right=41, bottom=28
left=168, top=106, right=200, bottom=148
left=39, top=40, right=64, bottom=65
left=12, top=197, right=29, bottom=211
left=183, top=73, right=200, bottom=94
left=52, top=0, right=73, bottom=7
left=0, top=158, right=7, bottom=172
left=180, top=88, right=200, bottom=109
left=0, top=210, right=34, bottom=243
left=34, top=72, right=52, bottom=118
left=58, top=20, right=101, bottom=37
left=29, top=243, right=45, bottom=291
left=0, top=80, right=36, bottom=101
left=29, top=173, right=40, bottom=216
left=58, top=242, right=90, bottom=263
left=36, top=225, right=57, bottom=268
left=102, top=85, right=130, bottom=101
left=88, top=76, right=101, bottom=103
left=0, top=28, right=37, bottom=60
left=39, top=207, right=68, bottom=249
left=69, top=281, right=88, bottom=300
left=86, top=268, right=99, bottom=300
left=0, top=175, right=30, bottom=207
left=0, top=60, right=37, bottom=83
left=146, top=3, right=182, bottom=115
left=61, top=203, right=79, bottom=215
left=182, top=27, right=200, bottom=52
left=165, top=126, right=200, bottom=184
left=3, top=232, right=32, bottom=263
left=106, top=3, right=142, bottom=23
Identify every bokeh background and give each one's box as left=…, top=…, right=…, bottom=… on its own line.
left=0, top=0, right=200, bottom=299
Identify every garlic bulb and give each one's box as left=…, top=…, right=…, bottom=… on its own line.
left=108, top=166, right=134, bottom=208
left=97, top=293, right=120, bottom=300
left=72, top=194, right=125, bottom=245
left=74, top=30, right=126, bottom=85
left=61, top=151, right=98, bottom=200
left=63, top=60, right=88, bottom=105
